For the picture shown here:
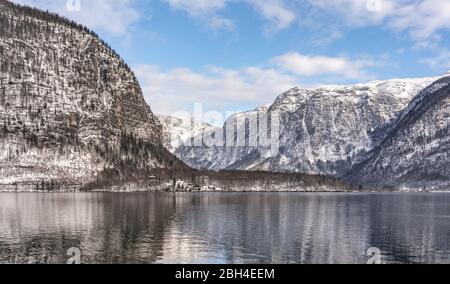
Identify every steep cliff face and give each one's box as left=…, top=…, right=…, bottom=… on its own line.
left=345, top=77, right=450, bottom=191
left=0, top=1, right=183, bottom=189
left=175, top=77, right=438, bottom=176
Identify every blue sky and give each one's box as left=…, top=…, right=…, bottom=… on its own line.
left=12, top=0, right=450, bottom=117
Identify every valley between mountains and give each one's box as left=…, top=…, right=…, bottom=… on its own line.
left=1, top=0, right=449, bottom=192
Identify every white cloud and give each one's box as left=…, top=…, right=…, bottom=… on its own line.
left=246, top=0, right=296, bottom=33
left=162, top=0, right=450, bottom=41
left=420, top=48, right=450, bottom=70
left=134, top=52, right=382, bottom=115
left=163, top=0, right=233, bottom=30
left=163, top=0, right=295, bottom=32
left=273, top=52, right=376, bottom=79
left=11, top=0, right=139, bottom=35
left=207, top=16, right=234, bottom=30
left=304, top=0, right=450, bottom=41
left=134, top=64, right=298, bottom=115
left=164, top=0, right=227, bottom=16
left=308, top=0, right=395, bottom=26
left=390, top=0, right=450, bottom=40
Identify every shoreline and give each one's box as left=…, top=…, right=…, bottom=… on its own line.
left=1, top=174, right=445, bottom=193
left=0, top=189, right=448, bottom=194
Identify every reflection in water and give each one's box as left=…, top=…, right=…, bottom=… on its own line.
left=0, top=192, right=450, bottom=264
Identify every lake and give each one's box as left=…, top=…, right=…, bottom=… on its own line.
left=0, top=192, right=450, bottom=264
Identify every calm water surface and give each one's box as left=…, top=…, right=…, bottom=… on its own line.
left=0, top=192, right=450, bottom=264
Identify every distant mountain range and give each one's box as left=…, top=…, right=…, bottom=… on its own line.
left=162, top=76, right=450, bottom=191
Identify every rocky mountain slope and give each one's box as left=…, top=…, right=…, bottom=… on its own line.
left=175, top=77, right=438, bottom=176
left=345, top=76, right=450, bottom=191
left=173, top=106, right=270, bottom=170
left=158, top=115, right=219, bottom=153
left=0, top=0, right=185, bottom=190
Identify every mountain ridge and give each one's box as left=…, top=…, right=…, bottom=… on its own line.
left=173, top=76, right=440, bottom=177
left=345, top=76, right=450, bottom=190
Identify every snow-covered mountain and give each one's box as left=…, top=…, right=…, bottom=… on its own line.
left=158, top=115, right=219, bottom=153
left=174, top=106, right=270, bottom=170
left=345, top=76, right=450, bottom=191
left=175, top=77, right=440, bottom=176
left=0, top=0, right=185, bottom=190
